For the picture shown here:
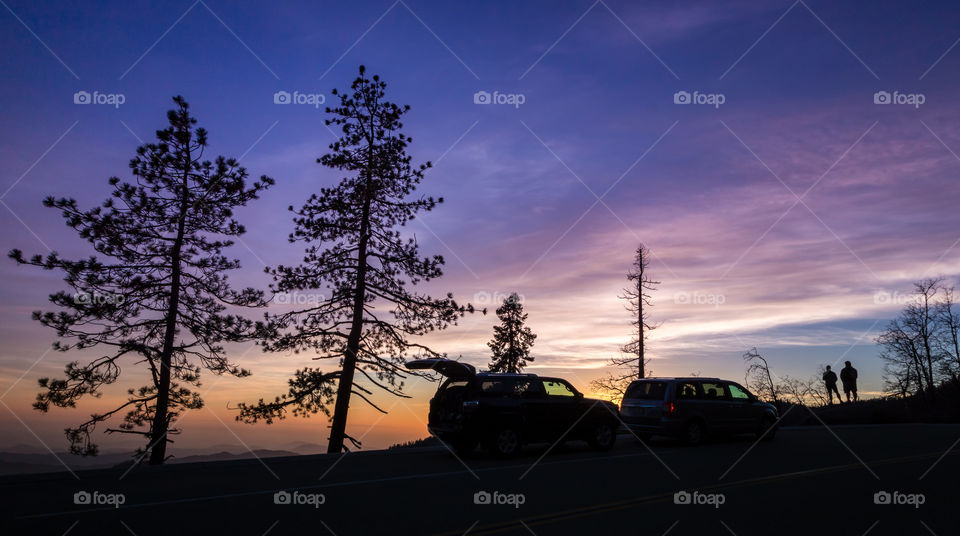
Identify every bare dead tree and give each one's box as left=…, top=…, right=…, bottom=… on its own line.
left=591, top=244, right=659, bottom=401
left=742, top=347, right=781, bottom=407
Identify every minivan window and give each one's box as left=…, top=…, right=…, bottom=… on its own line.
left=625, top=381, right=667, bottom=400
left=676, top=382, right=698, bottom=399
left=699, top=382, right=729, bottom=400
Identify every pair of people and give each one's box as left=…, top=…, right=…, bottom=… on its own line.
left=823, top=361, right=858, bottom=404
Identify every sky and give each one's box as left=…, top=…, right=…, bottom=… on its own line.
left=1, top=0, right=959, bottom=454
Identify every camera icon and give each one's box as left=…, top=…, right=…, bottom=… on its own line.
left=473, top=491, right=491, bottom=505
left=73, top=491, right=91, bottom=505
left=873, top=491, right=891, bottom=505
left=473, top=91, right=491, bottom=105
left=674, top=292, right=691, bottom=305
left=273, top=91, right=291, bottom=104
left=73, top=91, right=91, bottom=105
left=673, top=91, right=691, bottom=104
left=873, top=91, right=891, bottom=105
left=673, top=491, right=691, bottom=504
left=274, top=491, right=291, bottom=505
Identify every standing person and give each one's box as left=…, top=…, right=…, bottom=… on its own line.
left=823, top=365, right=843, bottom=405
left=840, top=361, right=858, bottom=402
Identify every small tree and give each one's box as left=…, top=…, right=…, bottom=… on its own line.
left=488, top=293, right=536, bottom=373
left=743, top=347, right=781, bottom=409
left=877, top=278, right=946, bottom=399
left=236, top=67, right=475, bottom=454
left=10, top=97, right=273, bottom=463
left=935, top=286, right=960, bottom=382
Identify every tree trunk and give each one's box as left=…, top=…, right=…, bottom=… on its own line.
left=149, top=159, right=190, bottom=465
left=637, top=277, right=644, bottom=379
left=327, top=196, right=371, bottom=454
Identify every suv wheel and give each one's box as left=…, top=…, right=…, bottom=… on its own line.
left=587, top=421, right=616, bottom=451
left=757, top=416, right=777, bottom=441
left=486, top=427, right=521, bottom=457
left=683, top=420, right=705, bottom=445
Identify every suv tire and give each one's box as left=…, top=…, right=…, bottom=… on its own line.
left=587, top=421, right=617, bottom=451
left=485, top=426, right=521, bottom=457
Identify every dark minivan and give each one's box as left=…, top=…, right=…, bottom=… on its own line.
left=407, top=358, right=620, bottom=457
left=620, top=377, right=778, bottom=444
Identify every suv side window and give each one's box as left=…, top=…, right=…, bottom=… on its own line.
left=676, top=382, right=699, bottom=399
left=728, top=383, right=750, bottom=400
left=699, top=382, right=730, bottom=400
left=480, top=378, right=532, bottom=397
left=542, top=379, right=577, bottom=398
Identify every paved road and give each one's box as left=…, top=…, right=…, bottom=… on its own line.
left=2, top=424, right=957, bottom=535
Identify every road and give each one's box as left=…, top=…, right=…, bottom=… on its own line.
left=2, top=424, right=957, bottom=535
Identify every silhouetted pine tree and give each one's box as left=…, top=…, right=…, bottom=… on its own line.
left=9, top=96, right=273, bottom=464
left=487, top=293, right=536, bottom=373
left=236, top=66, right=475, bottom=454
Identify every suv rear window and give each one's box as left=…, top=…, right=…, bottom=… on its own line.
left=624, top=381, right=668, bottom=400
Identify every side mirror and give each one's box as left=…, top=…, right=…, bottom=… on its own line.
left=575, top=392, right=584, bottom=400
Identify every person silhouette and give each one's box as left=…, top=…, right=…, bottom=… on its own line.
left=840, top=361, right=858, bottom=402
left=823, top=365, right=843, bottom=405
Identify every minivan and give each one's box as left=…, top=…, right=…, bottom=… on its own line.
left=620, top=377, right=779, bottom=444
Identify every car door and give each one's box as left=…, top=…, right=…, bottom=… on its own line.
left=517, top=380, right=551, bottom=442
left=696, top=381, right=734, bottom=431
left=725, top=382, right=756, bottom=432
left=540, top=378, right=581, bottom=440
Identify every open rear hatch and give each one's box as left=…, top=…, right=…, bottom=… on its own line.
left=406, top=358, right=476, bottom=380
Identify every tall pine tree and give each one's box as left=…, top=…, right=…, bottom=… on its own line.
left=10, top=97, right=273, bottom=464
left=237, top=66, right=475, bottom=453
left=487, top=293, right=536, bottom=373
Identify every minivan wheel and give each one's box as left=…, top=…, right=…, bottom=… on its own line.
left=588, top=422, right=616, bottom=451
left=757, top=416, right=777, bottom=441
left=486, top=427, right=521, bottom=457
left=683, top=420, right=705, bottom=445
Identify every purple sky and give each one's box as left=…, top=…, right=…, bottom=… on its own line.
left=1, top=0, right=959, bottom=452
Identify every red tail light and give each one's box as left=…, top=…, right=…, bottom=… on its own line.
left=663, top=401, right=675, bottom=416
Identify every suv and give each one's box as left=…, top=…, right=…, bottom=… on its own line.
left=620, top=377, right=779, bottom=445
left=406, top=358, right=620, bottom=457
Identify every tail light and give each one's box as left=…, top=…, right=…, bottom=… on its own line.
left=663, top=401, right=675, bottom=416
